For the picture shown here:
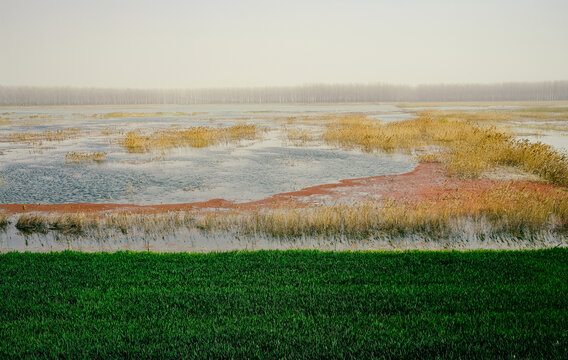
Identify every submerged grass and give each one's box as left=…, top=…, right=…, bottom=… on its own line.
left=122, top=124, right=259, bottom=152
left=0, top=250, right=567, bottom=358
left=323, top=114, right=568, bottom=185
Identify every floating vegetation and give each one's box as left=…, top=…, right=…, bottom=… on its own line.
left=122, top=124, right=260, bottom=152
left=323, top=114, right=568, bottom=185
left=65, top=152, right=107, bottom=163
left=9, top=128, right=82, bottom=143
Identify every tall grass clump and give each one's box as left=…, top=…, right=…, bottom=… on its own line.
left=15, top=213, right=98, bottom=235
left=0, top=213, right=8, bottom=230
left=102, top=211, right=195, bottom=235
left=15, top=214, right=49, bottom=234
left=323, top=114, right=568, bottom=185
left=122, top=124, right=259, bottom=153
left=49, top=214, right=98, bottom=234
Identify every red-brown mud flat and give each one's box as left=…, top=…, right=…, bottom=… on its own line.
left=0, top=163, right=559, bottom=215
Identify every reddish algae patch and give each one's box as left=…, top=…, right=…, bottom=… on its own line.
left=0, top=163, right=561, bottom=215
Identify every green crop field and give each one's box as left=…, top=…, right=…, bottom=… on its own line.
left=1, top=249, right=567, bottom=359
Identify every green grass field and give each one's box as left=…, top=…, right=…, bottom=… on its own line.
left=1, top=249, right=567, bottom=359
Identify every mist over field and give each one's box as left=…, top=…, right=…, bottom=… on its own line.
left=2, top=81, right=568, bottom=105
left=1, top=0, right=567, bottom=91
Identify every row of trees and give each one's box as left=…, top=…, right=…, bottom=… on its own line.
left=1, top=81, right=567, bottom=105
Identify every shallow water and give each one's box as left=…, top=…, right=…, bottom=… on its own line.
left=1, top=104, right=567, bottom=205
left=1, top=221, right=565, bottom=253
left=0, top=104, right=417, bottom=204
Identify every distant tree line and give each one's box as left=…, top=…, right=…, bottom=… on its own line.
left=1, top=81, right=567, bottom=105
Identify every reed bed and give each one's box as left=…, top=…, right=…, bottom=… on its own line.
left=122, top=124, right=259, bottom=152
left=15, top=213, right=98, bottom=234
left=417, top=110, right=514, bottom=122
left=15, top=214, right=50, bottom=234
left=103, top=211, right=196, bottom=235
left=199, top=185, right=568, bottom=238
left=283, top=128, right=316, bottom=145
left=0, top=213, right=8, bottom=230
left=9, top=128, right=81, bottom=143
left=423, top=109, right=568, bottom=122
left=12, top=183, right=568, bottom=239
left=65, top=152, right=107, bottom=163
left=323, top=114, right=568, bottom=185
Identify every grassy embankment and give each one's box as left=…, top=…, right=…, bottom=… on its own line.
left=1, top=250, right=566, bottom=358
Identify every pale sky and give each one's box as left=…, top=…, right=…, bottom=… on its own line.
left=1, top=0, right=567, bottom=88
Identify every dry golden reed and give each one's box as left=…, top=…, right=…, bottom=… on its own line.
left=323, top=114, right=568, bottom=185
left=15, top=213, right=98, bottom=234
left=0, top=213, right=8, bottom=229
left=283, top=128, right=315, bottom=145
left=14, top=182, right=568, bottom=239
left=10, top=128, right=81, bottom=143
left=196, top=184, right=568, bottom=238
left=65, top=152, right=107, bottom=163
left=15, top=214, right=50, bottom=234
left=122, top=124, right=259, bottom=152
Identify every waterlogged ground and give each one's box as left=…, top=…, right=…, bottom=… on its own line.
left=0, top=104, right=417, bottom=204
left=1, top=103, right=567, bottom=252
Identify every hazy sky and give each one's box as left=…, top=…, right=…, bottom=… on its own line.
left=1, top=0, right=567, bottom=88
